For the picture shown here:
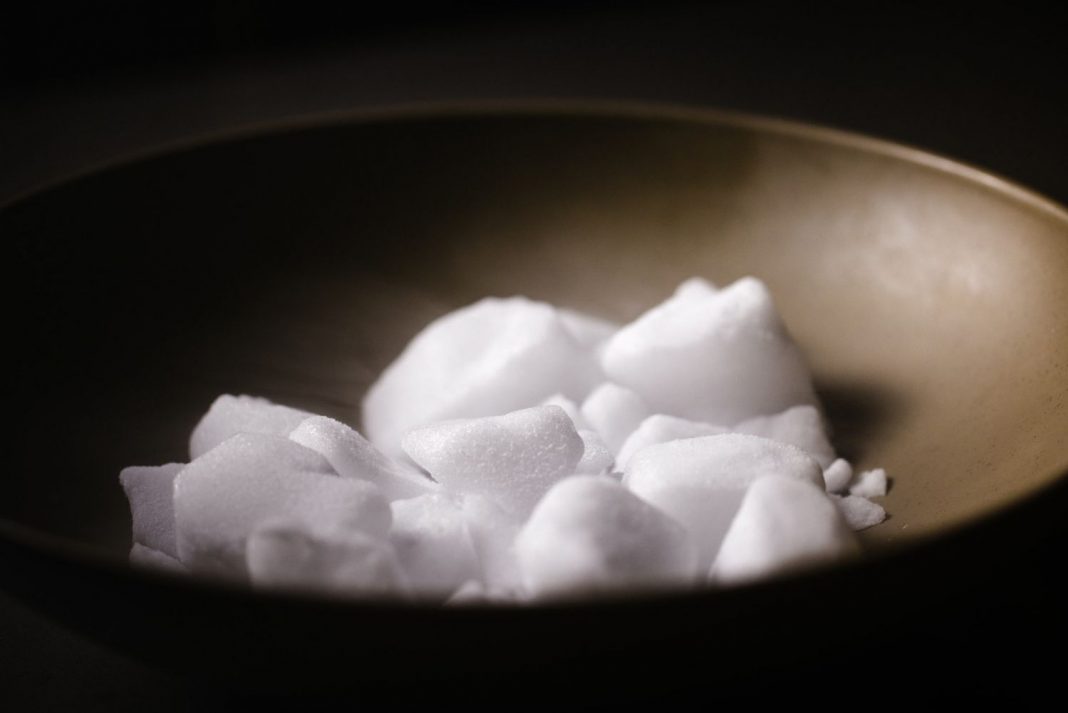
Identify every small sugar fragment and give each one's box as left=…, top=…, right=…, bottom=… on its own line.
left=822, top=458, right=854, bottom=494
left=129, top=543, right=187, bottom=573
left=247, top=519, right=404, bottom=597
left=580, top=383, right=651, bottom=455
left=833, top=495, right=887, bottom=530
left=402, top=405, right=583, bottom=518
left=516, top=476, right=697, bottom=598
left=624, top=433, right=824, bottom=569
left=575, top=429, right=614, bottom=475
left=289, top=416, right=437, bottom=500
left=120, top=463, right=184, bottom=558
left=174, top=433, right=390, bottom=576
left=734, top=405, right=836, bottom=468
left=189, top=394, right=313, bottom=460
left=849, top=468, right=888, bottom=498
left=390, top=493, right=480, bottom=598
left=616, top=414, right=727, bottom=470
left=711, top=476, right=859, bottom=585
left=601, top=277, right=819, bottom=424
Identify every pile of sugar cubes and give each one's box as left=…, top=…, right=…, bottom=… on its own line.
left=121, top=277, right=888, bottom=603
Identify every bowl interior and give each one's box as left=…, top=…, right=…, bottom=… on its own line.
left=2, top=107, right=1067, bottom=559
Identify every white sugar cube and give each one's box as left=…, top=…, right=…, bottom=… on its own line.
left=189, top=394, right=314, bottom=460
left=822, top=458, right=854, bottom=493
left=616, top=415, right=727, bottom=470
left=247, top=519, right=405, bottom=597
left=516, top=476, right=697, bottom=598
left=711, top=476, right=859, bottom=585
left=120, top=463, right=184, bottom=558
left=461, top=494, right=524, bottom=593
left=362, top=297, right=603, bottom=458
left=734, top=405, right=836, bottom=468
left=849, top=468, right=888, bottom=498
left=390, top=493, right=480, bottom=598
left=624, top=433, right=824, bottom=569
left=401, top=405, right=583, bottom=518
left=580, top=383, right=651, bottom=455
left=289, top=415, right=437, bottom=500
left=174, top=433, right=390, bottom=576
left=129, top=543, right=187, bottom=573
left=575, top=429, right=614, bottom=475
left=833, top=495, right=887, bottom=530
left=601, top=277, right=818, bottom=424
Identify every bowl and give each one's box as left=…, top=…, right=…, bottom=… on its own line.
left=2, top=103, right=1067, bottom=697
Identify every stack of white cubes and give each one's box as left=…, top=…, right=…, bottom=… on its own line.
left=121, top=277, right=888, bottom=603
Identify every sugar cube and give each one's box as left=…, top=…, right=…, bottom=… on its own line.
left=401, top=405, right=583, bottom=518
left=189, top=394, right=313, bottom=460
left=247, top=519, right=405, bottom=597
left=580, top=383, right=651, bottom=455
left=616, top=415, right=727, bottom=470
left=390, top=493, right=480, bottom=598
left=516, top=476, right=697, bottom=598
left=734, top=405, right=836, bottom=468
left=289, top=415, right=437, bottom=500
left=711, top=476, right=859, bottom=585
left=362, top=297, right=602, bottom=458
left=120, top=463, right=184, bottom=557
left=174, top=433, right=389, bottom=576
left=601, top=277, right=819, bottom=424
left=624, top=433, right=824, bottom=569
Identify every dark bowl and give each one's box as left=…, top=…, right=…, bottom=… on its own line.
left=3, top=103, right=1067, bottom=699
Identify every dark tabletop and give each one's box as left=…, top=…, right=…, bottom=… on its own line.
left=1, top=2, right=1066, bottom=709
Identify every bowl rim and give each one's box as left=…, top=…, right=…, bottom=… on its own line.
left=2, top=98, right=1067, bottom=610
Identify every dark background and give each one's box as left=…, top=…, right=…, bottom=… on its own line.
left=1, top=2, right=1066, bottom=709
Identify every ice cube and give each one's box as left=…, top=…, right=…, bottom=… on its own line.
left=390, top=493, right=480, bottom=598
left=174, top=433, right=390, bottom=576
left=119, top=463, right=184, bottom=557
left=289, top=416, right=437, bottom=500
left=833, top=495, right=887, bottom=530
left=734, top=405, right=836, bottom=468
left=601, top=277, right=818, bottom=424
left=710, top=476, right=859, bottom=585
left=516, top=476, right=698, bottom=598
left=580, top=383, right=651, bottom=455
left=624, top=433, right=824, bottom=569
left=362, top=297, right=602, bottom=458
left=247, top=519, right=405, bottom=597
left=849, top=468, right=888, bottom=498
left=401, top=405, right=583, bottom=518
left=189, top=394, right=313, bottom=460
left=616, top=415, right=727, bottom=470
left=575, top=429, right=614, bottom=475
